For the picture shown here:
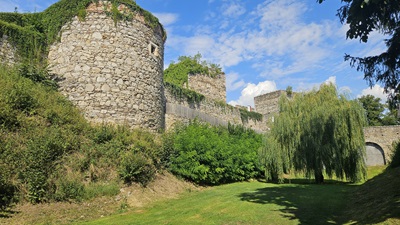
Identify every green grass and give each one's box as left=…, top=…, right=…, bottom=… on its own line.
left=80, top=166, right=400, bottom=225
left=80, top=181, right=353, bottom=225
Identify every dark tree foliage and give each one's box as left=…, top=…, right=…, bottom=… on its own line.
left=358, top=94, right=384, bottom=126
left=318, top=0, right=400, bottom=103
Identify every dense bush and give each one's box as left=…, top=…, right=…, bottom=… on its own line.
left=119, top=151, right=156, bottom=187
left=168, top=121, right=263, bottom=185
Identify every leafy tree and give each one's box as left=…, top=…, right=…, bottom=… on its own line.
left=164, top=53, right=222, bottom=88
left=358, top=94, right=384, bottom=126
left=318, top=0, right=400, bottom=105
left=383, top=96, right=400, bottom=125
left=260, top=84, right=367, bottom=183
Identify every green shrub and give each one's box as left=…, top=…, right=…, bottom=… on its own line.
left=91, top=124, right=116, bottom=144
left=23, top=128, right=78, bottom=203
left=0, top=101, right=19, bottom=130
left=17, top=63, right=58, bottom=89
left=54, top=172, right=84, bottom=202
left=0, top=171, right=16, bottom=211
left=169, top=121, right=262, bottom=185
left=119, top=151, right=156, bottom=187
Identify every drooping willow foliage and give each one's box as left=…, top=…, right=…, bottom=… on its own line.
left=259, top=84, right=367, bottom=183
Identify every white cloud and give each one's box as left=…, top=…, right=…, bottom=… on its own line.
left=153, top=13, right=179, bottom=26
left=324, top=76, right=336, bottom=85
left=358, top=84, right=388, bottom=103
left=222, top=3, right=246, bottom=18
left=256, top=0, right=307, bottom=30
left=226, top=72, right=245, bottom=91
left=229, top=80, right=277, bottom=107
left=166, top=0, right=336, bottom=81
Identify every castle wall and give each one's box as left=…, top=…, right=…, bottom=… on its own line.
left=254, top=90, right=285, bottom=117
left=165, top=88, right=240, bottom=129
left=364, top=125, right=400, bottom=161
left=48, top=2, right=165, bottom=131
left=0, top=35, right=16, bottom=65
left=188, top=73, right=226, bottom=102
left=165, top=88, right=267, bottom=132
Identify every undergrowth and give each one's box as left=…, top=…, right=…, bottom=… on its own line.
left=0, top=64, right=166, bottom=209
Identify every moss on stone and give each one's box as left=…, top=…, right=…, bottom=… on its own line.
left=0, top=0, right=165, bottom=63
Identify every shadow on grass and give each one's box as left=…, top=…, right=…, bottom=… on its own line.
left=341, top=168, right=400, bottom=224
left=240, top=171, right=400, bottom=225
left=239, top=179, right=356, bottom=225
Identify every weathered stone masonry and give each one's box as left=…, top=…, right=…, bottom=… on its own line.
left=0, top=35, right=16, bottom=65
left=188, top=73, right=226, bottom=102
left=48, top=2, right=165, bottom=131
left=254, top=90, right=286, bottom=119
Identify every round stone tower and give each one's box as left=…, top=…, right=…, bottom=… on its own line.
left=48, top=1, right=165, bottom=131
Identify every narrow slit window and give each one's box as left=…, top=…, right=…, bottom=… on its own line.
left=149, top=42, right=158, bottom=56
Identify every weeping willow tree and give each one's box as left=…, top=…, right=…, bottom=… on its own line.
left=259, top=84, right=367, bottom=183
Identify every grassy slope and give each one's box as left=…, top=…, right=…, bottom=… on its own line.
left=81, top=167, right=399, bottom=225
left=342, top=167, right=400, bottom=224
left=81, top=181, right=351, bottom=225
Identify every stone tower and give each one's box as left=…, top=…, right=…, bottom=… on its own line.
left=48, top=1, right=165, bottom=131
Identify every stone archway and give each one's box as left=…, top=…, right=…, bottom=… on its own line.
left=365, top=142, right=386, bottom=166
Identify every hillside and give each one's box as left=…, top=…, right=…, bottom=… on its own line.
left=341, top=166, right=400, bottom=224
left=0, top=63, right=169, bottom=207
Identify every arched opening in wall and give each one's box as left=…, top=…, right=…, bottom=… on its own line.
left=365, top=142, right=386, bottom=166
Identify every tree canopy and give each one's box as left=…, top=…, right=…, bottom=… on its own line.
left=259, top=84, right=367, bottom=183
left=358, top=94, right=400, bottom=126
left=358, top=94, right=384, bottom=126
left=318, top=0, right=400, bottom=104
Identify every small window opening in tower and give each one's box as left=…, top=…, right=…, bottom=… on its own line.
left=149, top=42, right=158, bottom=56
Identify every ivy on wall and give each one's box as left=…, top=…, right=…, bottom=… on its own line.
left=165, top=82, right=205, bottom=104
left=0, top=0, right=165, bottom=64
left=164, top=53, right=222, bottom=88
left=239, top=109, right=263, bottom=123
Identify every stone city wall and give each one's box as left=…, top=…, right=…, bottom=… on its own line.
left=165, top=88, right=267, bottom=132
left=0, top=35, right=16, bottom=65
left=165, top=88, right=240, bottom=130
left=188, top=73, right=226, bottom=102
left=48, top=1, right=165, bottom=131
left=254, top=90, right=286, bottom=117
left=364, top=125, right=400, bottom=159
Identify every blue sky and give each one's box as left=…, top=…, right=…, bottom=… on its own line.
left=0, top=0, right=389, bottom=107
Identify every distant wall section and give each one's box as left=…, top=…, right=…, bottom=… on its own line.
left=364, top=126, right=400, bottom=163
left=254, top=90, right=286, bottom=118
left=165, top=89, right=266, bottom=132
left=188, top=73, right=226, bottom=102
left=48, top=2, right=165, bottom=131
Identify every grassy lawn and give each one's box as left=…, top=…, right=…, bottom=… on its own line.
left=80, top=166, right=400, bottom=225
left=81, top=180, right=353, bottom=225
